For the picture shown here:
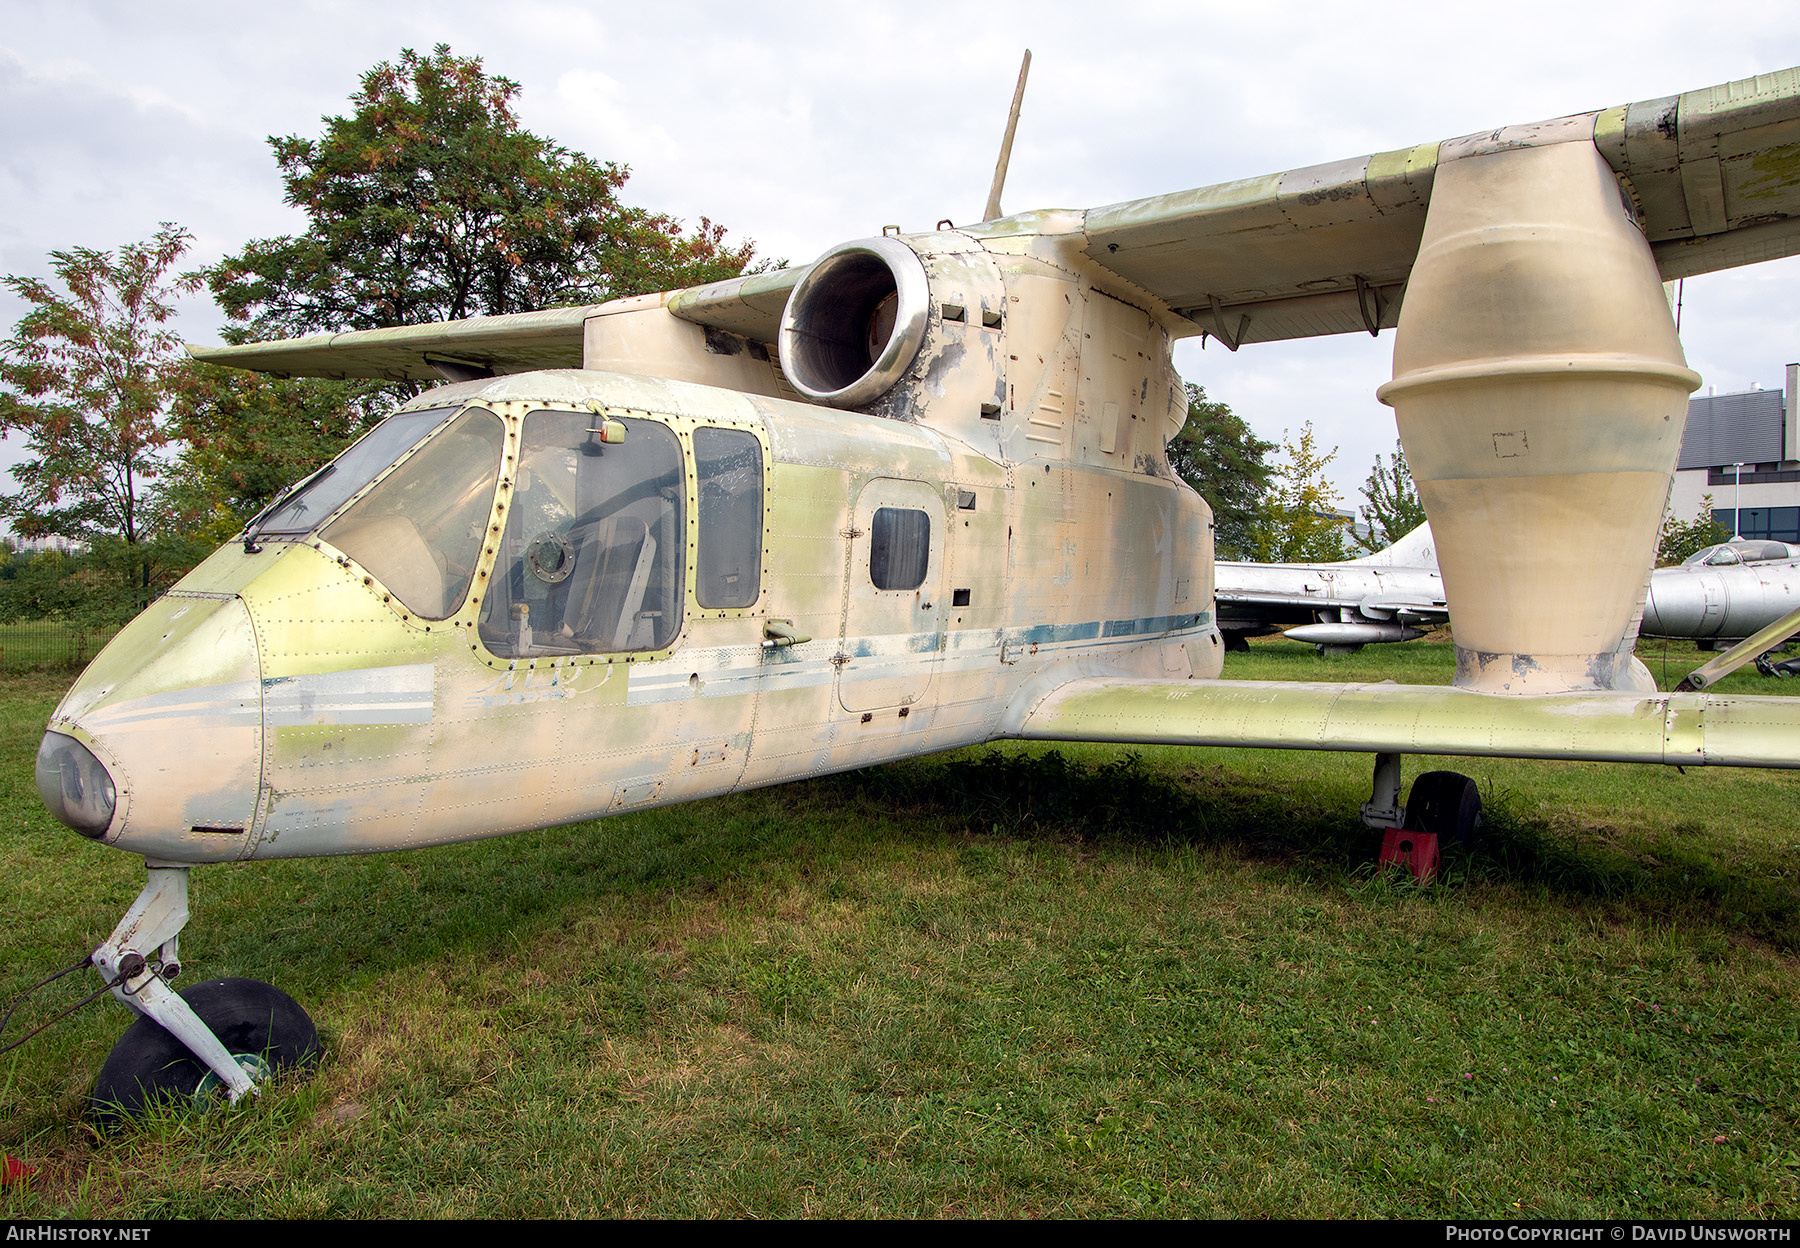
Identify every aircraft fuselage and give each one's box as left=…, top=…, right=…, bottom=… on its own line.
left=42, top=368, right=1219, bottom=864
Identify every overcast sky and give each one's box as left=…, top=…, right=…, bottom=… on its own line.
left=4, top=0, right=1800, bottom=505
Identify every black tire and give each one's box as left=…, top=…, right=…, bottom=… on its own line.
left=1405, top=771, right=1482, bottom=847
left=91, top=977, right=320, bottom=1128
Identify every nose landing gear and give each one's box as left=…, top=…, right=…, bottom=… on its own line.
left=91, top=977, right=320, bottom=1128
left=88, top=864, right=321, bottom=1126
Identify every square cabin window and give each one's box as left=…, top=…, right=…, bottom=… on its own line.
left=870, top=507, right=930, bottom=590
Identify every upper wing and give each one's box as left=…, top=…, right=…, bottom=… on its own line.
left=187, top=270, right=811, bottom=382
left=186, top=304, right=599, bottom=382
left=1011, top=677, right=1800, bottom=768
left=191, top=67, right=1800, bottom=376
left=1084, top=67, right=1800, bottom=347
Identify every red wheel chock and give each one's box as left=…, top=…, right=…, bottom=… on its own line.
left=1379, top=828, right=1439, bottom=883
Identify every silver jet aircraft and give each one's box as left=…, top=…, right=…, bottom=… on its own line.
left=1215, top=523, right=1446, bottom=651
left=33, top=63, right=1800, bottom=1118
left=1643, top=540, right=1800, bottom=645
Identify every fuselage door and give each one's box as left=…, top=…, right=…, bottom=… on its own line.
left=839, top=478, right=947, bottom=713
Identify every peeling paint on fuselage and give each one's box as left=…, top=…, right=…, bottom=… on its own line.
left=49, top=363, right=1219, bottom=865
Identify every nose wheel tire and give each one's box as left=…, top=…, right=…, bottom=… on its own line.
left=91, top=977, right=321, bottom=1128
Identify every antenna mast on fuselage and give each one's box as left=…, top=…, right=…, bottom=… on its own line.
left=982, top=50, right=1032, bottom=223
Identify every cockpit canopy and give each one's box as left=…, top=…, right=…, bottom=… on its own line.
left=1680, top=540, right=1800, bottom=567
left=476, top=409, right=685, bottom=656
left=241, top=400, right=764, bottom=658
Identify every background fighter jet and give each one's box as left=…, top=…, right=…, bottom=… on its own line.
left=1215, top=524, right=1447, bottom=652
left=1643, top=539, right=1800, bottom=645
left=1221, top=527, right=1800, bottom=657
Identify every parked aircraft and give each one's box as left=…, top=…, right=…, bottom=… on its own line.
left=1215, top=523, right=1446, bottom=651
left=1643, top=541, right=1800, bottom=646
left=33, top=63, right=1800, bottom=1119
left=1221, top=529, right=1800, bottom=657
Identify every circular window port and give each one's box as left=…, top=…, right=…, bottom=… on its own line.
left=526, top=532, right=575, bottom=583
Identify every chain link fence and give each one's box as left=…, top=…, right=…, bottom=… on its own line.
left=0, top=622, right=118, bottom=673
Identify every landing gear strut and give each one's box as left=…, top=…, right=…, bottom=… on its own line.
left=89, top=863, right=320, bottom=1125
left=92, top=978, right=319, bottom=1128
left=1360, top=754, right=1482, bottom=881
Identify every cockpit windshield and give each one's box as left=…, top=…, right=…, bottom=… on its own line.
left=1681, top=540, right=1798, bottom=566
left=252, top=406, right=460, bottom=538
left=247, top=400, right=698, bottom=642
left=322, top=408, right=506, bottom=620
left=1683, top=544, right=1741, bottom=566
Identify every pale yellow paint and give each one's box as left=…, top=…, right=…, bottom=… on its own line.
left=1380, top=141, right=1700, bottom=694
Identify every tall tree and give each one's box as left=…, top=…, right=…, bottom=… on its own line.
left=1355, top=439, right=1428, bottom=552
left=1248, top=423, right=1351, bottom=563
left=1167, top=384, right=1276, bottom=560
left=1658, top=495, right=1730, bottom=566
left=0, top=224, right=199, bottom=546
left=209, top=45, right=761, bottom=340
left=161, top=365, right=392, bottom=544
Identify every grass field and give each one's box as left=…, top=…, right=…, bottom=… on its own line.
left=1, top=640, right=1797, bottom=1218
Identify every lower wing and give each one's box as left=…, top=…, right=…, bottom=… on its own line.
left=1012, top=678, right=1799, bottom=769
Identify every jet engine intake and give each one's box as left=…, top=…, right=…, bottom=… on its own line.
left=780, top=237, right=931, bottom=408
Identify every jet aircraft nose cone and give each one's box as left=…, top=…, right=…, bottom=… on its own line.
left=45, top=593, right=262, bottom=861
left=1643, top=570, right=1711, bottom=638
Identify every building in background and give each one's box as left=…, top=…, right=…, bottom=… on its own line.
left=2, top=533, right=86, bottom=557
left=1670, top=366, right=1800, bottom=541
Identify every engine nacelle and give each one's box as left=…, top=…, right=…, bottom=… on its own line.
left=684, top=222, right=1187, bottom=467
left=780, top=233, right=1010, bottom=436
left=779, top=237, right=933, bottom=408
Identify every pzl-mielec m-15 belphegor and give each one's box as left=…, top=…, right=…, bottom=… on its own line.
left=35, top=65, right=1800, bottom=1114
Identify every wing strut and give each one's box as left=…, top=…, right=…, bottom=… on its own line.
left=1676, top=603, right=1800, bottom=691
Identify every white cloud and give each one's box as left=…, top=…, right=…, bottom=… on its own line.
left=0, top=0, right=1796, bottom=496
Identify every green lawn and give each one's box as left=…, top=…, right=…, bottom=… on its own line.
left=1, top=642, right=1796, bottom=1218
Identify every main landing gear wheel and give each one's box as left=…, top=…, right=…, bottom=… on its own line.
left=91, top=977, right=321, bottom=1129
left=1406, top=771, right=1483, bottom=847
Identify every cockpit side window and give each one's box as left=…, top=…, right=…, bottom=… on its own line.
left=255, top=406, right=460, bottom=537
left=694, top=427, right=763, bottom=609
left=322, top=408, right=505, bottom=620
left=479, top=410, right=685, bottom=657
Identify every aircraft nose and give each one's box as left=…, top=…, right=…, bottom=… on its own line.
left=1643, top=570, right=1713, bottom=638
left=43, top=593, right=262, bottom=862
left=35, top=730, right=116, bottom=838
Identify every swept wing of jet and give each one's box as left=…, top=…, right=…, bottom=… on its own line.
left=44, top=64, right=1800, bottom=1112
